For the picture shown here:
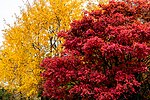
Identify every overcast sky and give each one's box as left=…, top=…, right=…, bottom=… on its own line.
left=0, top=0, right=33, bottom=46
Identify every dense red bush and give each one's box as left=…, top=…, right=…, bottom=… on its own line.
left=41, top=0, right=150, bottom=99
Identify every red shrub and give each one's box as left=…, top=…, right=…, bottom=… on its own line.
left=41, top=0, right=150, bottom=99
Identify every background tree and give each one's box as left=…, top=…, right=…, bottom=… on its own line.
left=85, top=0, right=109, bottom=11
left=41, top=0, right=150, bottom=99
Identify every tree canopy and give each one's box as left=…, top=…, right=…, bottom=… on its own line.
left=41, top=0, right=150, bottom=99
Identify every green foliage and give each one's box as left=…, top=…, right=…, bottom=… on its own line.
left=0, top=88, right=12, bottom=100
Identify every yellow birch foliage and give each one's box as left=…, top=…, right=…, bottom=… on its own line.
left=0, top=0, right=83, bottom=97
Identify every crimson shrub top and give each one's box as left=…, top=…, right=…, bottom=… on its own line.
left=41, top=0, right=150, bottom=99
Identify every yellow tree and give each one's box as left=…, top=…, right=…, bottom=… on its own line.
left=0, top=0, right=83, bottom=98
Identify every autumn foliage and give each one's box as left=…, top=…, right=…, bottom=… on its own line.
left=0, top=0, right=83, bottom=98
left=41, top=0, right=150, bottom=99
left=0, top=0, right=111, bottom=99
